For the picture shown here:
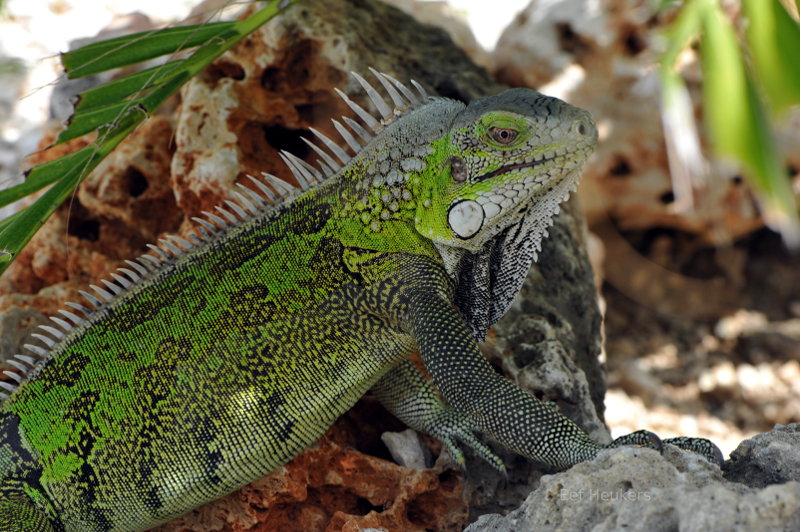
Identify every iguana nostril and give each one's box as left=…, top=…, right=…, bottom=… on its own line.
left=574, top=118, right=590, bottom=136
left=571, top=113, right=597, bottom=145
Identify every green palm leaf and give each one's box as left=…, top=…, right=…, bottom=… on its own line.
left=0, top=0, right=299, bottom=275
left=660, top=0, right=799, bottom=246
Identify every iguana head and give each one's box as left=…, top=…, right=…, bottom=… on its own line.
left=414, top=88, right=597, bottom=254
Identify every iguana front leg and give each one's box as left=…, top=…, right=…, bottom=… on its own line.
left=402, top=291, right=724, bottom=468
left=406, top=291, right=634, bottom=469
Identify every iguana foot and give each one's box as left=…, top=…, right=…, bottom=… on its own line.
left=663, top=436, right=724, bottom=466
left=606, top=430, right=723, bottom=466
left=372, top=360, right=508, bottom=473
left=431, top=408, right=507, bottom=473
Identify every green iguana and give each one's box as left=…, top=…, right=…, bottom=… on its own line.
left=0, top=69, right=721, bottom=531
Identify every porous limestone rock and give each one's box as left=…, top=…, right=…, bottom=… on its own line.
left=466, top=435, right=800, bottom=532
left=724, top=423, right=800, bottom=489
left=381, top=429, right=431, bottom=470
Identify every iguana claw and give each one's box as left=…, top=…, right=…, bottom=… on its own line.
left=432, top=409, right=507, bottom=474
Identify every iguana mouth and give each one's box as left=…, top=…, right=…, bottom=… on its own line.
left=475, top=156, right=554, bottom=182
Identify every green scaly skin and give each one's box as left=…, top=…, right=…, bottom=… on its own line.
left=0, top=77, right=721, bottom=531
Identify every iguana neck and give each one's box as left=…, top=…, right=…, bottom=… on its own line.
left=324, top=98, right=466, bottom=260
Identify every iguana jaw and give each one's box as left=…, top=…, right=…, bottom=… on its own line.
left=474, top=155, right=554, bottom=182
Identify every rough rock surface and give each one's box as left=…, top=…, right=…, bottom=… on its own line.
left=0, top=306, right=45, bottom=361
left=466, top=425, right=800, bottom=532
left=724, top=423, right=800, bottom=489
left=0, top=0, right=606, bottom=530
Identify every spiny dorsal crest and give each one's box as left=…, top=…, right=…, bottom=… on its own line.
left=0, top=69, right=431, bottom=399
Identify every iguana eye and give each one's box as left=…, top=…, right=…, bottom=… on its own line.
left=490, top=127, right=518, bottom=144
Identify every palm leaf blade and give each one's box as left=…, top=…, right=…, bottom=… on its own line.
left=62, top=22, right=236, bottom=79
left=73, top=60, right=185, bottom=112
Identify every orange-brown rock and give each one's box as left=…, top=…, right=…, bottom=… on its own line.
left=154, top=431, right=467, bottom=532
